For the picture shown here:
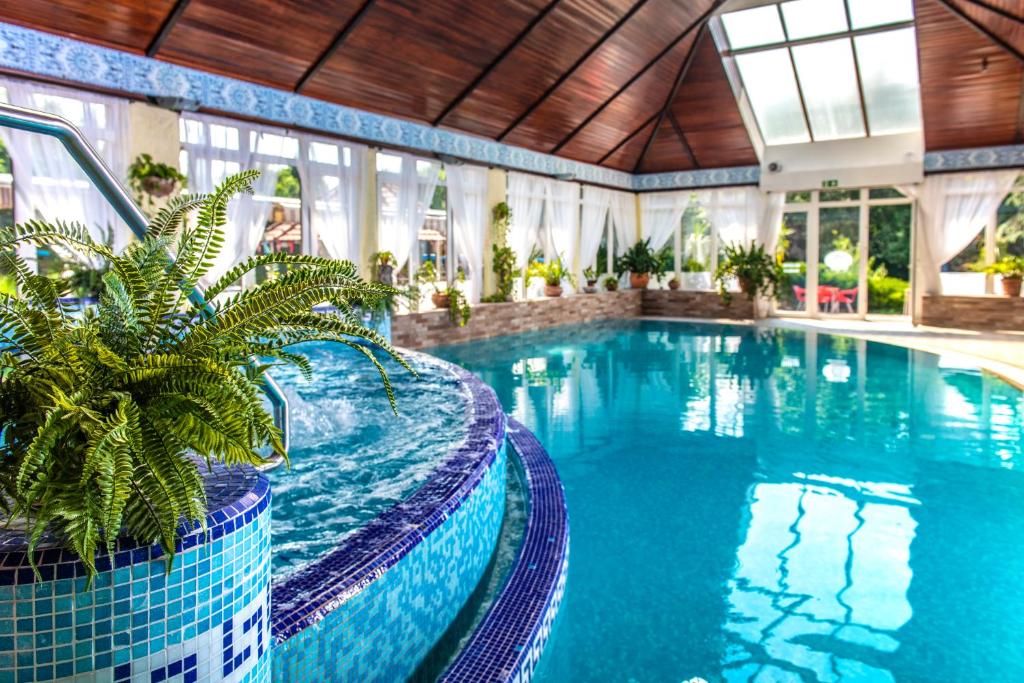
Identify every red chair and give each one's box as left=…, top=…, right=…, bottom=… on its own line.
left=818, top=286, right=839, bottom=312
left=792, top=285, right=807, bottom=309
left=836, top=287, right=858, bottom=313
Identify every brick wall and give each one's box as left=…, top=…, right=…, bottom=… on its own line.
left=392, top=291, right=643, bottom=349
left=641, top=290, right=755, bottom=320
left=392, top=289, right=755, bottom=349
left=921, top=294, right=1024, bottom=331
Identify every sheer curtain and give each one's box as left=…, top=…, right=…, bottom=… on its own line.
left=640, top=191, right=688, bottom=252
left=700, top=187, right=759, bottom=248
left=181, top=113, right=290, bottom=284
left=0, top=77, right=131, bottom=262
left=507, top=172, right=545, bottom=270
left=446, top=163, right=488, bottom=302
left=901, top=171, right=1019, bottom=295
left=545, top=179, right=580, bottom=292
left=609, top=190, right=638, bottom=255
left=379, top=153, right=439, bottom=277
left=300, top=136, right=366, bottom=263
left=580, top=186, right=612, bottom=277
left=757, top=191, right=786, bottom=255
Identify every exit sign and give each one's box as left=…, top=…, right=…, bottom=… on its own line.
left=822, top=179, right=839, bottom=188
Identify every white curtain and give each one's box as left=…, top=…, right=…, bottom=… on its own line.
left=507, top=172, right=545, bottom=271
left=699, top=186, right=759, bottom=249
left=379, top=153, right=439, bottom=277
left=181, top=113, right=290, bottom=284
left=756, top=191, right=786, bottom=255
left=300, top=136, right=366, bottom=264
left=0, top=77, right=131, bottom=262
left=609, top=190, right=637, bottom=255
left=544, top=179, right=580, bottom=292
left=901, top=171, right=1019, bottom=295
left=446, top=163, right=488, bottom=302
left=640, top=191, right=689, bottom=252
left=580, top=186, right=612, bottom=277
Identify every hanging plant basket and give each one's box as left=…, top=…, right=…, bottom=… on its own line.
left=141, top=175, right=179, bottom=198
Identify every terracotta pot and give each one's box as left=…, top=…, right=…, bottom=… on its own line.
left=668, top=279, right=680, bottom=290
left=1001, top=276, right=1022, bottom=297
left=142, top=176, right=178, bottom=198
left=544, top=284, right=563, bottom=298
left=629, top=272, right=650, bottom=290
left=738, top=276, right=755, bottom=296
left=431, top=292, right=450, bottom=309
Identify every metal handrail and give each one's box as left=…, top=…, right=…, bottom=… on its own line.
left=0, top=102, right=291, bottom=451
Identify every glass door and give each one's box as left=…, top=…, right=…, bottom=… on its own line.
left=817, top=200, right=862, bottom=316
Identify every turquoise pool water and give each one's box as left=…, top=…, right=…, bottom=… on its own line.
left=431, top=319, right=1024, bottom=683
left=264, top=343, right=470, bottom=578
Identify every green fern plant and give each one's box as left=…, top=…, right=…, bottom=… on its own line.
left=0, top=170, right=410, bottom=580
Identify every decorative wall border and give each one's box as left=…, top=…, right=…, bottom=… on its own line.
left=270, top=359, right=506, bottom=642
left=441, top=418, right=570, bottom=683
left=0, top=21, right=1020, bottom=192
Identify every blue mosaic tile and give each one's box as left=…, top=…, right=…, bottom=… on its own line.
left=441, top=419, right=570, bottom=683
left=270, top=364, right=507, bottom=682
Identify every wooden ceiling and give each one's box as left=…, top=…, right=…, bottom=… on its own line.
left=1, top=0, right=1023, bottom=173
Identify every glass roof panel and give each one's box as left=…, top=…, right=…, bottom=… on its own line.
left=847, top=0, right=914, bottom=29
left=791, top=38, right=865, bottom=140
left=854, top=28, right=922, bottom=135
left=735, top=48, right=810, bottom=145
left=721, top=6, right=786, bottom=50
left=780, top=0, right=848, bottom=40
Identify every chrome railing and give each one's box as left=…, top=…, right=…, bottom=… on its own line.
left=0, top=102, right=292, bottom=451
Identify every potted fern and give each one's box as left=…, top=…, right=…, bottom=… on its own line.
left=0, top=171, right=408, bottom=578
left=128, top=153, right=187, bottom=213
left=583, top=266, right=599, bottom=293
left=603, top=275, right=619, bottom=291
left=615, top=239, right=660, bottom=289
left=714, top=241, right=784, bottom=305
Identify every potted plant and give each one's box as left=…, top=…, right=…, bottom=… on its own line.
left=417, top=261, right=472, bottom=326
left=603, top=275, right=619, bottom=291
left=984, top=256, right=1024, bottom=297
left=668, top=276, right=681, bottom=290
left=370, top=250, right=395, bottom=286
left=0, top=170, right=408, bottom=577
left=530, top=256, right=575, bottom=298
left=128, top=153, right=188, bottom=212
left=714, top=241, right=784, bottom=305
left=615, top=239, right=660, bottom=289
left=583, top=266, right=599, bottom=293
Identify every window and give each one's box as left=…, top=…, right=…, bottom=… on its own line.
left=720, top=0, right=920, bottom=145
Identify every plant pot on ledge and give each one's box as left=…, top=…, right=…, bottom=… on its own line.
left=668, top=278, right=680, bottom=290
left=544, top=284, right=564, bottom=298
left=431, top=292, right=451, bottom=309
left=1002, top=276, right=1022, bottom=297
left=630, top=272, right=650, bottom=290
left=583, top=279, right=598, bottom=293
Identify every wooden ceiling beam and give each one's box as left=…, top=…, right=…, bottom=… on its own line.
left=433, top=0, right=563, bottom=127
left=294, top=0, right=377, bottom=93
left=633, top=24, right=707, bottom=173
left=596, top=111, right=660, bottom=165
left=668, top=111, right=699, bottom=168
left=146, top=0, right=191, bottom=57
left=495, top=0, right=652, bottom=142
left=550, top=0, right=724, bottom=155
left=935, top=0, right=1024, bottom=65
left=961, top=0, right=1024, bottom=23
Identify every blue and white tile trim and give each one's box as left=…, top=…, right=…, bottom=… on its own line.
left=924, top=145, right=1024, bottom=173
left=0, top=463, right=272, bottom=683
left=270, top=361, right=507, bottom=682
left=441, top=419, right=570, bottom=683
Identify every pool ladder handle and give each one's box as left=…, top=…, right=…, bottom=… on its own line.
left=0, top=102, right=292, bottom=453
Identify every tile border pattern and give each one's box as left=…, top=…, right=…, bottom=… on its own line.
left=269, top=355, right=506, bottom=639
left=3, top=22, right=1017, bottom=191
left=440, top=419, right=570, bottom=683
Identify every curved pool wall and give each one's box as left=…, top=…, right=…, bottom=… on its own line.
left=0, top=464, right=272, bottom=682
left=270, top=364, right=507, bottom=682
left=441, top=419, right=570, bottom=683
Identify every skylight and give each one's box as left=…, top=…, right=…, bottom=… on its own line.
left=719, top=0, right=920, bottom=146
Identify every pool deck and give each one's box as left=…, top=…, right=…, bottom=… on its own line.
left=640, top=315, right=1024, bottom=389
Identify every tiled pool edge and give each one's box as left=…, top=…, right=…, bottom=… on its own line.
left=441, top=419, right=570, bottom=683
left=269, top=361, right=507, bottom=681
